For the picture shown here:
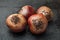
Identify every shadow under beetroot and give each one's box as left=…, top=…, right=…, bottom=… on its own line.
left=8, top=29, right=26, bottom=37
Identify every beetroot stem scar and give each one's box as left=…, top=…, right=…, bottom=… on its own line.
left=11, top=16, right=20, bottom=24
left=32, top=19, right=43, bottom=30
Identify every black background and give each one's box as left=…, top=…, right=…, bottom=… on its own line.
left=0, top=0, right=60, bottom=40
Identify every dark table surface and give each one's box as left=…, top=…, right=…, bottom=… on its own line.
left=0, top=0, right=60, bottom=40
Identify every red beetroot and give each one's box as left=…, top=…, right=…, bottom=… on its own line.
left=28, top=14, right=48, bottom=34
